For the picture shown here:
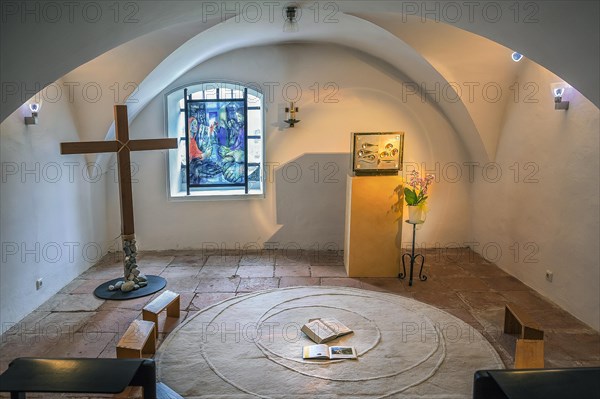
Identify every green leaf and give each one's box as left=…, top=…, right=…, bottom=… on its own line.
left=404, top=188, right=418, bottom=205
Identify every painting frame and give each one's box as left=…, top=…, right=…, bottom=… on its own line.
left=351, top=132, right=404, bottom=175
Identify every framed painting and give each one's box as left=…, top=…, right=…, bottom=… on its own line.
left=352, top=132, right=404, bottom=175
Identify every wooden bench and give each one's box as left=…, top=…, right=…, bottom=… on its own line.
left=504, top=303, right=545, bottom=368
left=504, top=303, right=544, bottom=340
left=143, top=290, right=180, bottom=338
left=116, top=319, right=156, bottom=359
left=474, top=368, right=600, bottom=399
left=0, top=357, right=156, bottom=399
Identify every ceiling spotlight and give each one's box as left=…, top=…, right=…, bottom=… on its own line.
left=29, top=103, right=40, bottom=113
left=24, top=102, right=41, bottom=125
left=511, top=52, right=523, bottom=62
left=551, top=83, right=570, bottom=111
left=283, top=6, right=299, bottom=32
left=553, top=88, right=565, bottom=98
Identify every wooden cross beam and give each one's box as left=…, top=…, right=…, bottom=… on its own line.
left=61, top=105, right=177, bottom=238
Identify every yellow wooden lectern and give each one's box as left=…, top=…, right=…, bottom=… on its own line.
left=344, top=175, right=403, bottom=277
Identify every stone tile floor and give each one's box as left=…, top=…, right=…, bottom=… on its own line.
left=1, top=248, right=598, bottom=398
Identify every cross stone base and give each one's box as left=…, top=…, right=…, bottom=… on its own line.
left=92, top=235, right=167, bottom=300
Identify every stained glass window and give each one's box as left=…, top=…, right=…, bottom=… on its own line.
left=166, top=83, right=264, bottom=198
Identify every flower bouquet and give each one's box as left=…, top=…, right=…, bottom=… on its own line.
left=403, top=171, right=434, bottom=223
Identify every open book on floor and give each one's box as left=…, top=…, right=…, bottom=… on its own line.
left=303, top=344, right=357, bottom=360
left=301, top=318, right=353, bottom=344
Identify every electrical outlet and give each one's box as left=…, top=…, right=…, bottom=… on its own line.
left=545, top=270, right=553, bottom=282
left=36, top=278, right=43, bottom=290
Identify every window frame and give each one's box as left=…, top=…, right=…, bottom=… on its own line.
left=165, top=82, right=265, bottom=201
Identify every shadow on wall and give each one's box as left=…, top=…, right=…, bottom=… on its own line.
left=267, top=153, right=350, bottom=252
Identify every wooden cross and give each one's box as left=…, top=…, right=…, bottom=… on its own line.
left=61, top=105, right=177, bottom=239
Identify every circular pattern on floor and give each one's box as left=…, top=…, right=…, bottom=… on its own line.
left=156, top=286, right=503, bottom=398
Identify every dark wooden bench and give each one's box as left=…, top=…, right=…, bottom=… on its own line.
left=0, top=357, right=156, bottom=399
left=473, top=368, right=600, bottom=399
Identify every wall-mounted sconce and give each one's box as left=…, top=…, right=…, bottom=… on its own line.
left=551, top=83, right=570, bottom=110
left=283, top=6, right=299, bottom=32
left=284, top=102, right=300, bottom=127
left=24, top=102, right=41, bottom=125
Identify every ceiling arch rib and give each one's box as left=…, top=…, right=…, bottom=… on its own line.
left=97, top=13, right=489, bottom=168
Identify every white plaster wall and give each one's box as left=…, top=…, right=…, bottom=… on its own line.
left=107, top=44, right=472, bottom=252
left=471, top=60, right=600, bottom=330
left=63, top=21, right=207, bottom=145
left=0, top=83, right=112, bottom=328
left=379, top=16, right=522, bottom=161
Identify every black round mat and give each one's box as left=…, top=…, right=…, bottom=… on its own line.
left=93, top=275, right=167, bottom=300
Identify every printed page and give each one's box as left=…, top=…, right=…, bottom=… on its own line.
left=303, top=344, right=330, bottom=359
left=320, top=318, right=353, bottom=337
left=328, top=346, right=357, bottom=359
left=303, top=319, right=337, bottom=343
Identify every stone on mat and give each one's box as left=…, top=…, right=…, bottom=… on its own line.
left=121, top=281, right=135, bottom=292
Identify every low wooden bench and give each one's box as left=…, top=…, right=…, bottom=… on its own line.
left=504, top=303, right=544, bottom=340
left=143, top=290, right=180, bottom=338
left=504, top=303, right=545, bottom=368
left=0, top=357, right=156, bottom=399
left=515, top=339, right=545, bottom=369
left=116, top=319, right=156, bottom=359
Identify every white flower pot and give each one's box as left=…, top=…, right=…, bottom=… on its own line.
left=407, top=206, right=424, bottom=223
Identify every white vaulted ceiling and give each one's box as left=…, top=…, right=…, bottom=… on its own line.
left=1, top=1, right=598, bottom=164
left=1, top=1, right=597, bottom=123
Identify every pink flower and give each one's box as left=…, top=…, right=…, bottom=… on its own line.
left=403, top=171, right=434, bottom=206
